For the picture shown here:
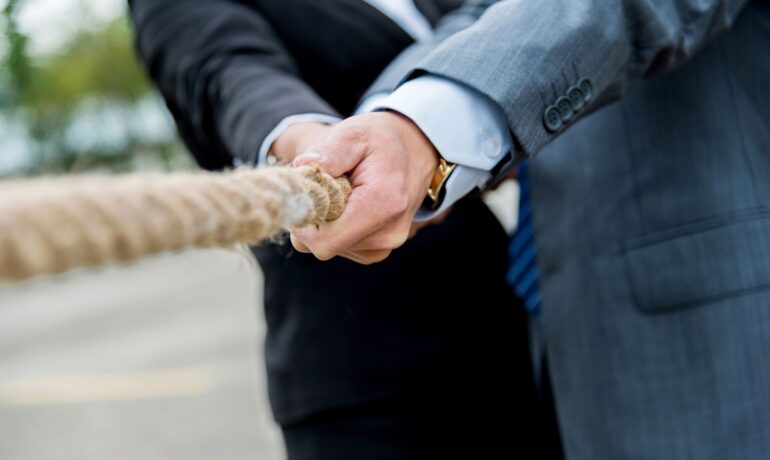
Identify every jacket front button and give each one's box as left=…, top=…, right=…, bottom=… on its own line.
left=543, top=105, right=563, bottom=132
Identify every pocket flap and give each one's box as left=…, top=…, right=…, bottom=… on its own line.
left=624, top=214, right=770, bottom=313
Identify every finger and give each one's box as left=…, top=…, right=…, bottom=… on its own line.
left=350, top=206, right=448, bottom=250
left=290, top=225, right=337, bottom=261
left=292, top=128, right=367, bottom=177
left=289, top=232, right=311, bottom=254
left=341, top=249, right=392, bottom=265
left=409, top=221, right=429, bottom=239
left=308, top=191, right=451, bottom=256
left=342, top=219, right=410, bottom=252
left=304, top=183, right=408, bottom=258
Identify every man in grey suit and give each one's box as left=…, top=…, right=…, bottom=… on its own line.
left=290, top=0, right=770, bottom=457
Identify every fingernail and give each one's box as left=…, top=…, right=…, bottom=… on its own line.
left=293, top=151, right=324, bottom=167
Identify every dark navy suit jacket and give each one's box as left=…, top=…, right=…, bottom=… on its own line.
left=129, top=0, right=537, bottom=434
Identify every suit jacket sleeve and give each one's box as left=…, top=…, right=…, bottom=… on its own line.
left=366, top=0, right=752, bottom=162
left=129, top=0, right=339, bottom=170
left=362, top=0, right=495, bottom=101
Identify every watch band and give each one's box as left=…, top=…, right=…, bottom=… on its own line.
left=427, top=157, right=457, bottom=206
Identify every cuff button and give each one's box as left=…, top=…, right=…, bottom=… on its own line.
left=484, top=138, right=502, bottom=157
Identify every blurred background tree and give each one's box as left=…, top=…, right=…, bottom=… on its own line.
left=0, top=0, right=193, bottom=176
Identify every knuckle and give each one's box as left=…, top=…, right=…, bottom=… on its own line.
left=372, top=250, right=392, bottom=264
left=362, top=250, right=392, bottom=265
left=313, top=239, right=347, bottom=261
left=368, top=128, right=390, bottom=146
left=384, top=193, right=410, bottom=219
left=313, top=246, right=335, bottom=261
left=339, top=125, right=369, bottom=144
left=382, top=231, right=409, bottom=251
left=290, top=236, right=310, bottom=253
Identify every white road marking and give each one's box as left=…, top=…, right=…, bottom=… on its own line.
left=0, top=368, right=215, bottom=406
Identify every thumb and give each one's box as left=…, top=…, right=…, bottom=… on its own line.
left=293, top=135, right=365, bottom=178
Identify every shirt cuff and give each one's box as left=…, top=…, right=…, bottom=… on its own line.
left=376, top=75, right=513, bottom=218
left=354, top=92, right=388, bottom=115
left=415, top=165, right=491, bottom=221
left=257, top=113, right=342, bottom=166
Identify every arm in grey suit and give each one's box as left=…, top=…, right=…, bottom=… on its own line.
left=289, top=0, right=754, bottom=263
left=374, top=0, right=752, bottom=167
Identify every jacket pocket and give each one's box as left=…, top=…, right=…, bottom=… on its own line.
left=623, top=210, right=770, bottom=313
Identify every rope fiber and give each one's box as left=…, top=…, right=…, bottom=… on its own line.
left=0, top=166, right=351, bottom=282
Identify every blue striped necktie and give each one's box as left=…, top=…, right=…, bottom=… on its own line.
left=507, top=162, right=543, bottom=319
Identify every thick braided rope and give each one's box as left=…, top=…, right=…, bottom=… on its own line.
left=0, top=166, right=351, bottom=282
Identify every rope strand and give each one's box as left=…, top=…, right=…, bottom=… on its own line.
left=0, top=166, right=351, bottom=282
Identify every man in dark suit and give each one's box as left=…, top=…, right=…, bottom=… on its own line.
left=129, top=1, right=557, bottom=458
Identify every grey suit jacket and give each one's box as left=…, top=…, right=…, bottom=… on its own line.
left=369, top=1, right=770, bottom=458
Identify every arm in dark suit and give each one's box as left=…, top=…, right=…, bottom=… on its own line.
left=128, top=0, right=338, bottom=170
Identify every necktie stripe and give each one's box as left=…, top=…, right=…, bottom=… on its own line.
left=509, top=220, right=533, bottom=257
left=514, top=263, right=539, bottom=298
left=524, top=291, right=542, bottom=314
left=517, top=198, right=532, bottom=223
left=507, top=162, right=542, bottom=319
left=507, top=243, right=535, bottom=283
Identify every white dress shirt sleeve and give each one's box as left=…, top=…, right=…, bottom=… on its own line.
left=375, top=75, right=514, bottom=220
left=257, top=113, right=341, bottom=166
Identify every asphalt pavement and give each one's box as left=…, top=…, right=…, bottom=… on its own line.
left=0, top=248, right=283, bottom=460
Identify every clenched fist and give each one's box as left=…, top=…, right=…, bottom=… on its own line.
left=290, top=111, right=439, bottom=264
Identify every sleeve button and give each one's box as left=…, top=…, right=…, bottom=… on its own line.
left=543, top=105, right=563, bottom=133
left=555, top=96, right=574, bottom=122
left=578, top=78, right=594, bottom=102
left=567, top=86, right=585, bottom=111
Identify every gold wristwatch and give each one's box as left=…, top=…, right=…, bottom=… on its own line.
left=427, top=157, right=457, bottom=207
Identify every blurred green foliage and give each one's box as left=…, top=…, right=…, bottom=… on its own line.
left=1, top=0, right=192, bottom=175
left=19, top=18, right=151, bottom=117
left=1, top=0, right=29, bottom=110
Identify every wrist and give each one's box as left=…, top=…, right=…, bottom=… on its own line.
left=384, top=111, right=440, bottom=204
